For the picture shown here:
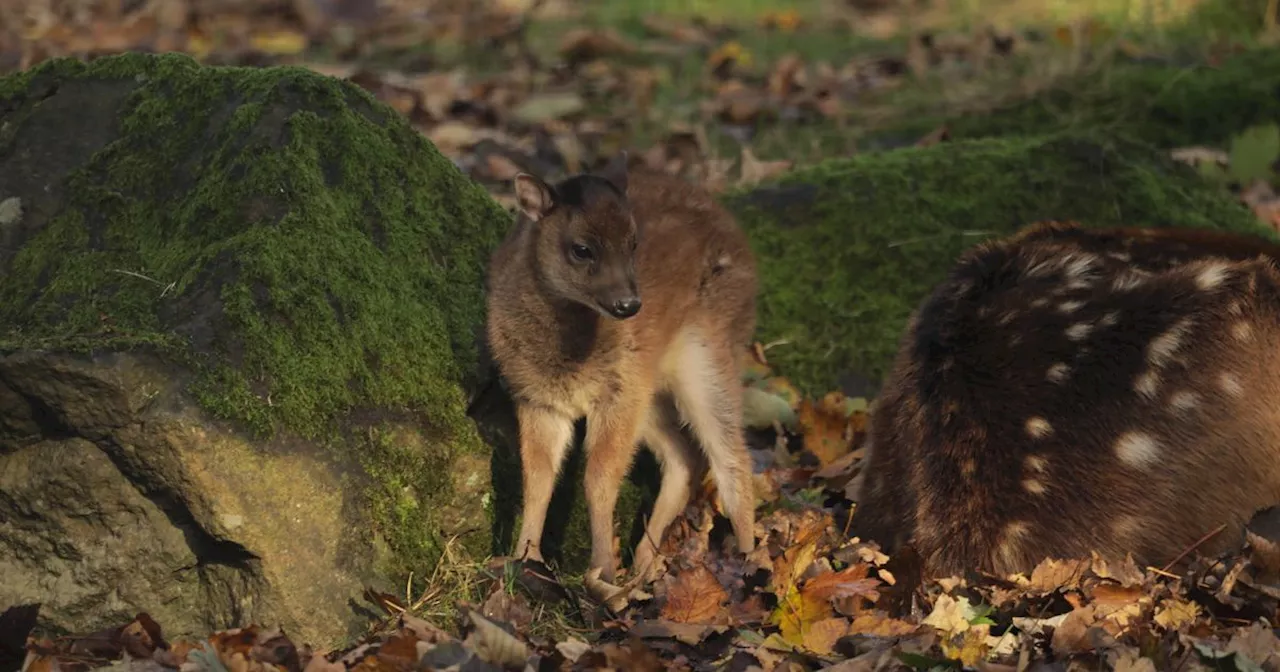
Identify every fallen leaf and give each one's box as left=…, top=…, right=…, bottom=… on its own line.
left=848, top=611, right=919, bottom=637
left=796, top=392, right=857, bottom=466
left=1026, top=557, right=1089, bottom=595
left=738, top=146, right=793, bottom=187
left=250, top=30, right=308, bottom=55
left=511, top=91, right=585, bottom=124
left=802, top=617, right=850, bottom=655
left=465, top=609, right=530, bottom=668
left=1152, top=599, right=1199, bottom=630
left=661, top=564, right=729, bottom=624
left=922, top=594, right=976, bottom=638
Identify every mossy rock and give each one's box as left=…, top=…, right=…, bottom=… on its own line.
left=884, top=48, right=1280, bottom=151
left=0, top=52, right=507, bottom=646
left=726, top=131, right=1274, bottom=397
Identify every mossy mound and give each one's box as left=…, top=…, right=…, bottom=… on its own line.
left=881, top=47, right=1280, bottom=151
left=726, top=131, right=1273, bottom=397
left=0, top=52, right=507, bottom=644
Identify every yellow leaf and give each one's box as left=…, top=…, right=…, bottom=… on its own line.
left=250, top=30, right=308, bottom=55
left=771, top=583, right=835, bottom=648
left=708, top=40, right=752, bottom=72
left=1152, top=599, right=1199, bottom=630
left=922, top=594, right=975, bottom=638
left=940, top=623, right=991, bottom=666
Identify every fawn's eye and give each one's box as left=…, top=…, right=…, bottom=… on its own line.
left=570, top=243, right=594, bottom=261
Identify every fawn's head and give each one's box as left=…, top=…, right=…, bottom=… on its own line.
left=513, top=153, right=642, bottom=319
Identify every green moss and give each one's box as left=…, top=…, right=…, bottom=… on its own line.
left=0, top=52, right=509, bottom=576
left=882, top=48, right=1280, bottom=151
left=726, top=130, right=1274, bottom=396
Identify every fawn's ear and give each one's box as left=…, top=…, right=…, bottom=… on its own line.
left=514, top=173, right=556, bottom=222
left=599, top=151, right=629, bottom=196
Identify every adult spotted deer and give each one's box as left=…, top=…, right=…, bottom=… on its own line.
left=851, top=220, right=1280, bottom=578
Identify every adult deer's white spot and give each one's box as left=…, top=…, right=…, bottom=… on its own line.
left=1218, top=372, right=1244, bottom=398
left=1168, top=390, right=1200, bottom=412
left=1147, top=318, right=1191, bottom=368
left=1058, top=300, right=1084, bottom=314
left=1025, top=417, right=1053, bottom=439
left=1112, top=271, right=1147, bottom=292
left=1114, top=431, right=1161, bottom=467
left=1134, top=371, right=1160, bottom=399
left=1066, top=322, right=1092, bottom=341
left=1046, top=363, right=1070, bottom=383
left=1195, top=261, right=1230, bottom=290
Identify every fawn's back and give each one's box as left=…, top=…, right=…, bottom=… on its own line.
left=852, top=221, right=1280, bottom=577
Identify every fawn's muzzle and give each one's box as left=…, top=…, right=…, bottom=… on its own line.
left=607, top=297, right=642, bottom=318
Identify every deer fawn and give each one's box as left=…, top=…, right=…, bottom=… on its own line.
left=851, top=220, right=1280, bottom=579
left=484, top=153, right=759, bottom=583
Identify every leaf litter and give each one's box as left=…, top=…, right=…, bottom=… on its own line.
left=15, top=348, right=1280, bottom=671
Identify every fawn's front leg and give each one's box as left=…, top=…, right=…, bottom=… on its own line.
left=583, top=389, right=650, bottom=583
left=513, top=403, right=576, bottom=564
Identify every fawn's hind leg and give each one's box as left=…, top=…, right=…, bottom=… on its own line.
left=513, top=404, right=576, bottom=564
left=631, top=395, right=707, bottom=582
left=669, top=335, right=757, bottom=555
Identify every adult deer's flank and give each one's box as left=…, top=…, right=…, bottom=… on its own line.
left=484, top=153, right=759, bottom=583
left=851, top=221, right=1280, bottom=578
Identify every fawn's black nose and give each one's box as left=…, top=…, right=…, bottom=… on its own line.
left=610, top=297, right=642, bottom=318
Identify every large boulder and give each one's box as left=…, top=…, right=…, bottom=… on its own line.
left=726, top=131, right=1276, bottom=397
left=0, top=53, right=508, bottom=647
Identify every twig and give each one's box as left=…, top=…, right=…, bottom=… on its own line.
left=110, top=268, right=177, bottom=297
left=1159, top=523, right=1227, bottom=574
left=887, top=230, right=997, bottom=248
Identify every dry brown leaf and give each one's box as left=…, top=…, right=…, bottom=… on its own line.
left=803, top=563, right=880, bottom=604
left=1050, top=605, right=1106, bottom=654
left=1026, top=557, right=1089, bottom=595
left=1090, top=551, right=1145, bottom=587
left=922, top=593, right=974, bottom=638
left=796, top=391, right=857, bottom=466
left=1225, top=621, right=1280, bottom=666
left=661, top=564, right=729, bottom=624
left=1112, top=649, right=1158, bottom=672
left=803, top=617, right=851, bottom=655
left=738, top=146, right=793, bottom=188
left=559, top=27, right=635, bottom=64
left=848, top=611, right=919, bottom=637
left=915, top=125, right=950, bottom=147
left=466, top=609, right=530, bottom=668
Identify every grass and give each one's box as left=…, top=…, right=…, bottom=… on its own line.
left=470, top=0, right=1274, bottom=171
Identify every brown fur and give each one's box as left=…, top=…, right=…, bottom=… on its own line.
left=485, top=154, right=759, bottom=582
left=851, top=220, right=1280, bottom=578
